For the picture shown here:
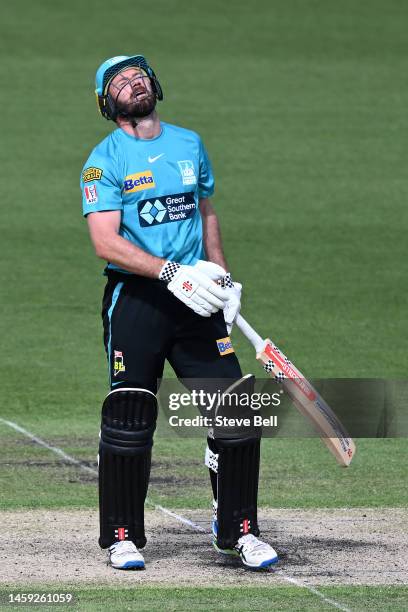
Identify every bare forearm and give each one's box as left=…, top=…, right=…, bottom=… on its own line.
left=200, top=198, right=229, bottom=271
left=94, top=232, right=165, bottom=278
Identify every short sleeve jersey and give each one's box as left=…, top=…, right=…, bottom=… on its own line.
left=80, top=122, right=214, bottom=272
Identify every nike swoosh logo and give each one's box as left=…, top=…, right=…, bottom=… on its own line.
left=148, top=153, right=165, bottom=163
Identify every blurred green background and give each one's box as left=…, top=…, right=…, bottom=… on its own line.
left=0, top=0, right=407, bottom=510
left=1, top=3, right=407, bottom=609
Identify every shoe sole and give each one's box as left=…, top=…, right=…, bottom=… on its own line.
left=111, top=560, right=145, bottom=570
left=242, top=555, right=279, bottom=569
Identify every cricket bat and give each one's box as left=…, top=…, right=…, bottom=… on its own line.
left=235, top=314, right=356, bottom=466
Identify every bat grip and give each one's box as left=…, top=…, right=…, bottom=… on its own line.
left=235, top=314, right=265, bottom=353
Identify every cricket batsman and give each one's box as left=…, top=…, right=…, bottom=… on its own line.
left=80, top=54, right=278, bottom=570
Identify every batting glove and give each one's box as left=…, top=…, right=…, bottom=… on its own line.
left=159, top=261, right=228, bottom=317
left=219, top=273, right=242, bottom=334
left=192, top=262, right=242, bottom=331
left=193, top=260, right=227, bottom=281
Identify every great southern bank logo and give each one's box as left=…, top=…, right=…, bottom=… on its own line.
left=139, top=199, right=167, bottom=224
left=138, top=192, right=196, bottom=227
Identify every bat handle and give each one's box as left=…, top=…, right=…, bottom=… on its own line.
left=235, top=314, right=265, bottom=354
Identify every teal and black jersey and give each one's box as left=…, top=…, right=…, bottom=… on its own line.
left=80, top=122, right=214, bottom=271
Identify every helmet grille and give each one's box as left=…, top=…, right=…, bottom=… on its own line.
left=102, top=55, right=150, bottom=93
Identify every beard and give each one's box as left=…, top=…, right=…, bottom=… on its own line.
left=116, top=90, right=157, bottom=120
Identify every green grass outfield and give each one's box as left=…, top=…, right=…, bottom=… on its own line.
left=0, top=0, right=407, bottom=609
left=1, top=427, right=407, bottom=510
left=1, top=586, right=408, bottom=612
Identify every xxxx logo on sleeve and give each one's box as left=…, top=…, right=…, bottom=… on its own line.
left=82, top=167, right=103, bottom=182
left=124, top=170, right=155, bottom=193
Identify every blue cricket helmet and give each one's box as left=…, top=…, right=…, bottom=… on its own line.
left=95, top=54, right=163, bottom=120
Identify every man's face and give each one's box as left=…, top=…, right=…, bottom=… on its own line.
left=109, top=67, right=156, bottom=119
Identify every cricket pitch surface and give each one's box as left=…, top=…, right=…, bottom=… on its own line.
left=1, top=508, right=407, bottom=586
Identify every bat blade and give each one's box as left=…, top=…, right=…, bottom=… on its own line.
left=259, top=339, right=356, bottom=466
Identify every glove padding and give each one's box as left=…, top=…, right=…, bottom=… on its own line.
left=193, top=260, right=227, bottom=281
left=194, top=262, right=242, bottom=331
left=167, top=265, right=228, bottom=317
left=222, top=281, right=242, bottom=334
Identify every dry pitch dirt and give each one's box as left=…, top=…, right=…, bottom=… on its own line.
left=1, top=508, right=407, bottom=587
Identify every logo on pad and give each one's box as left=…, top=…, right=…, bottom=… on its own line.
left=114, top=527, right=128, bottom=541
left=216, top=337, right=234, bottom=356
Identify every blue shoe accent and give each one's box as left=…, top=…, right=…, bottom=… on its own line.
left=259, top=556, right=279, bottom=568
left=121, top=560, right=145, bottom=569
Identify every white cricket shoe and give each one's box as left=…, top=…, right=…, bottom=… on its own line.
left=108, top=540, right=145, bottom=570
left=235, top=533, right=278, bottom=568
left=214, top=532, right=278, bottom=568
left=211, top=500, right=278, bottom=568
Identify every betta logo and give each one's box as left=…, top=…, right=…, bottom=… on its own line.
left=124, top=170, right=155, bottom=193
left=216, top=337, right=234, bottom=356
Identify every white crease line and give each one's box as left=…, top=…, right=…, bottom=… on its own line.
left=0, top=418, right=97, bottom=476
left=0, top=417, right=351, bottom=611
left=279, top=575, right=351, bottom=611
left=153, top=504, right=207, bottom=532
left=0, top=418, right=206, bottom=534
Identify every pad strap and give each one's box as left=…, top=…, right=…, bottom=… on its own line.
left=205, top=445, right=219, bottom=473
